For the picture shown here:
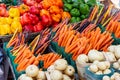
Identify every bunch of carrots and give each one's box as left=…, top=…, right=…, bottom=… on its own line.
left=106, top=12, right=120, bottom=38
left=6, top=29, right=62, bottom=71
left=53, top=22, right=113, bottom=60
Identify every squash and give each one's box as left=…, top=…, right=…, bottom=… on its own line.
left=64, top=65, right=75, bottom=76
left=37, top=71, right=46, bottom=80
left=50, top=70, right=63, bottom=80
left=54, top=59, right=68, bottom=71
left=25, top=65, right=39, bottom=77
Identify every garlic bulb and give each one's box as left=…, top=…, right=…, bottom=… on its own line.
left=114, top=46, right=120, bottom=59
left=107, top=45, right=116, bottom=53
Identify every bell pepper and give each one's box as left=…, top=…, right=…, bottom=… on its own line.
left=80, top=15, right=86, bottom=20
left=41, top=0, right=51, bottom=9
left=0, top=17, right=7, bottom=24
left=64, top=4, right=72, bottom=12
left=19, top=4, right=29, bottom=15
left=29, top=14, right=39, bottom=25
left=20, top=13, right=31, bottom=25
left=0, top=24, right=11, bottom=35
left=40, top=9, right=50, bottom=16
left=70, top=8, right=80, bottom=17
left=13, top=17, right=20, bottom=21
left=24, top=24, right=33, bottom=32
left=87, top=0, right=96, bottom=7
left=66, top=0, right=72, bottom=3
left=51, top=13, right=61, bottom=22
left=33, top=22, right=43, bottom=32
left=72, top=2, right=79, bottom=8
left=62, top=12, right=71, bottom=20
left=41, top=14, right=52, bottom=27
left=49, top=6, right=60, bottom=14
left=70, top=17, right=81, bottom=23
left=9, top=8, right=20, bottom=17
left=30, top=6, right=40, bottom=15
left=54, top=0, right=63, bottom=8
left=11, top=21, right=22, bottom=33
left=0, top=7, right=7, bottom=17
left=6, top=17, right=13, bottom=25
left=79, top=4, right=90, bottom=15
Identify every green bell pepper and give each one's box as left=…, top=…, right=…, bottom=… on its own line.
left=62, top=0, right=68, bottom=4
left=87, top=0, right=96, bottom=7
left=76, top=17, right=81, bottom=22
left=70, top=8, right=80, bottom=17
left=64, top=4, right=73, bottom=12
left=70, top=17, right=76, bottom=23
left=79, top=4, right=90, bottom=15
left=70, top=17, right=81, bottom=23
left=67, top=0, right=73, bottom=3
left=72, top=2, right=79, bottom=8
left=80, top=15, right=86, bottom=20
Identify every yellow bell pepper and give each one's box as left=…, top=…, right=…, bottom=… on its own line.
left=0, top=17, right=7, bottom=24
left=13, top=17, right=20, bottom=21
left=9, top=8, right=20, bottom=17
left=0, top=24, right=11, bottom=35
left=6, top=17, right=13, bottom=25
left=11, top=21, right=22, bottom=33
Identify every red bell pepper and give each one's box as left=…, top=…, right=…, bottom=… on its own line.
left=36, top=0, right=42, bottom=3
left=29, top=6, right=40, bottom=15
left=41, top=14, right=52, bottom=27
left=20, top=13, right=31, bottom=25
left=33, top=22, right=43, bottom=32
left=23, top=24, right=33, bottom=32
left=29, top=14, right=39, bottom=25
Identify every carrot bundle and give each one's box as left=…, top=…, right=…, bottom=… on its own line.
left=54, top=24, right=113, bottom=60
left=106, top=12, right=120, bottom=38
left=41, top=52, right=61, bottom=69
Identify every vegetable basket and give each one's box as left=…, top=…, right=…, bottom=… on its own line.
left=76, top=61, right=91, bottom=80
left=98, top=24, right=120, bottom=45
left=3, top=42, right=25, bottom=79
left=49, top=41, right=77, bottom=72
left=84, top=66, right=114, bottom=80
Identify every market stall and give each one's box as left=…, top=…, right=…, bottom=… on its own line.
left=1, top=0, right=120, bottom=80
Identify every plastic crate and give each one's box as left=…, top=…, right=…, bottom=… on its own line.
left=84, top=66, right=114, bottom=80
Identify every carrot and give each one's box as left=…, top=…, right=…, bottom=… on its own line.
left=58, top=32, right=65, bottom=46
left=7, top=29, right=18, bottom=48
left=17, top=58, right=29, bottom=71
left=64, top=31, right=75, bottom=46
left=33, top=60, right=39, bottom=66
left=66, top=34, right=74, bottom=48
left=61, top=31, right=68, bottom=47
